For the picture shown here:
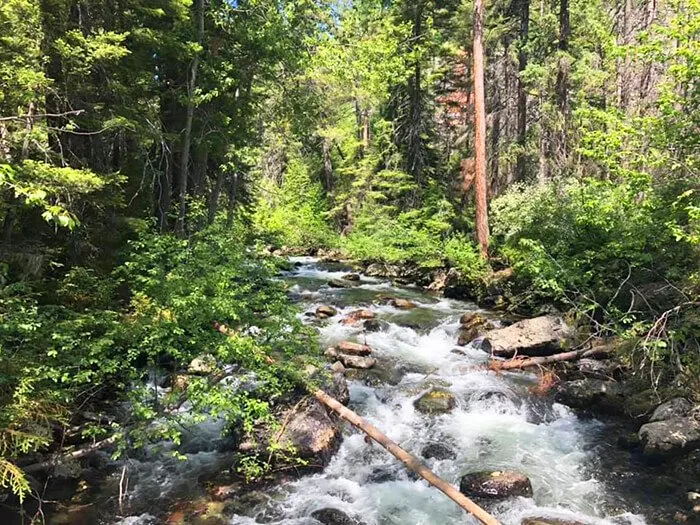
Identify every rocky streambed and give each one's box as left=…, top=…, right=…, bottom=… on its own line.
left=9, top=257, right=698, bottom=525
left=214, top=257, right=697, bottom=525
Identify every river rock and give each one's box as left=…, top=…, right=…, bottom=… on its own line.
left=363, top=319, right=381, bottom=332
left=338, top=354, right=376, bottom=369
left=481, top=315, right=573, bottom=357
left=188, top=354, right=217, bottom=375
left=459, top=470, right=533, bottom=499
left=638, top=417, right=700, bottom=457
left=337, top=341, right=372, bottom=356
left=341, top=309, right=376, bottom=325
left=328, top=279, right=352, bottom=288
left=421, top=443, right=457, bottom=460
left=414, top=388, right=456, bottom=414
left=554, top=379, right=626, bottom=415
left=311, top=508, right=365, bottom=525
left=330, top=361, right=346, bottom=374
left=343, top=273, right=361, bottom=281
left=574, top=358, right=621, bottom=380
left=316, top=305, right=338, bottom=318
left=391, top=298, right=417, bottom=309
left=280, top=399, right=342, bottom=464
left=649, top=398, right=693, bottom=423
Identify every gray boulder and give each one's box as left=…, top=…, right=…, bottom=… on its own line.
left=554, top=379, right=626, bottom=415
left=481, top=315, right=573, bottom=358
left=638, top=417, right=700, bottom=457
left=649, top=398, right=693, bottom=423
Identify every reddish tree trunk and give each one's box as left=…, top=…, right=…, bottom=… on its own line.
left=473, top=0, right=490, bottom=258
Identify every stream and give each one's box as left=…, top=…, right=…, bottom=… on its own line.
left=13, top=258, right=694, bottom=525
left=228, top=257, right=650, bottom=525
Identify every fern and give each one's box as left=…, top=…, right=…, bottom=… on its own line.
left=0, top=458, right=30, bottom=503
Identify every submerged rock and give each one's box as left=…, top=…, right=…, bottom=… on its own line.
left=280, top=399, right=342, bottom=465
left=414, top=388, right=456, bottom=414
left=459, top=470, right=533, bottom=499
left=649, top=398, right=693, bottom=423
left=328, top=279, right=352, bottom=288
left=343, top=273, right=361, bottom=281
left=421, top=442, right=456, bottom=460
left=311, top=508, right=365, bottom=525
left=188, top=354, right=217, bottom=375
left=639, top=417, right=700, bottom=457
left=316, top=305, right=338, bottom=318
left=391, top=298, right=417, bottom=309
left=481, top=315, right=573, bottom=357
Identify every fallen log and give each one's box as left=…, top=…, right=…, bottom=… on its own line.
left=487, top=345, right=611, bottom=372
left=313, top=389, right=502, bottom=525
left=23, top=434, right=120, bottom=474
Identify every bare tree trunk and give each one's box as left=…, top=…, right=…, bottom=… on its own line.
left=639, top=0, right=657, bottom=110
left=225, top=172, right=239, bottom=229
left=207, top=170, right=225, bottom=225
left=555, top=0, right=570, bottom=114
left=473, top=0, right=490, bottom=258
left=515, top=0, right=529, bottom=181
left=177, top=0, right=204, bottom=234
left=322, top=136, right=333, bottom=192
left=617, top=0, right=633, bottom=111
left=314, top=390, right=502, bottom=525
left=362, top=111, right=370, bottom=149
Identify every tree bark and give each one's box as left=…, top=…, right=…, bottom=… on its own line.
left=225, top=172, right=239, bottom=229
left=473, top=0, right=490, bottom=258
left=322, top=136, right=333, bottom=192
left=555, top=0, right=570, bottom=114
left=314, top=390, right=502, bottom=525
left=515, top=0, right=529, bottom=182
left=207, top=170, right=225, bottom=225
left=177, top=0, right=204, bottom=234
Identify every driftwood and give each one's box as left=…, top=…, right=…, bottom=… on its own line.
left=487, top=345, right=611, bottom=371
left=23, top=435, right=119, bottom=474
left=313, top=389, right=502, bottom=525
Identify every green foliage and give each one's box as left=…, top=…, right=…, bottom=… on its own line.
left=254, top=154, right=337, bottom=249
left=0, top=226, right=317, bottom=499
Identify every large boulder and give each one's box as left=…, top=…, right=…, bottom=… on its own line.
left=554, top=379, right=626, bottom=415
left=414, top=388, right=456, bottom=414
left=459, top=471, right=533, bottom=499
left=280, top=399, right=342, bottom=465
left=638, top=417, right=700, bottom=457
left=311, top=508, right=365, bottom=525
left=481, top=315, right=573, bottom=358
left=649, top=398, right=693, bottom=423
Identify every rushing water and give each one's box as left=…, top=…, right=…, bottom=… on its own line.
left=223, top=258, right=647, bottom=525
left=12, top=257, right=693, bottom=525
